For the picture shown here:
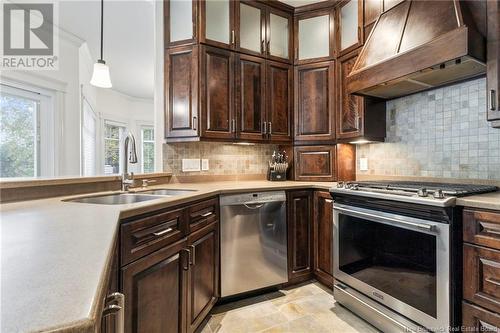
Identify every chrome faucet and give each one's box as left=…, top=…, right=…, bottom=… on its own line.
left=122, top=132, right=138, bottom=191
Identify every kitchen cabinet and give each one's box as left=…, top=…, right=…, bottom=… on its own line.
left=287, top=190, right=313, bottom=284
left=165, top=45, right=199, bottom=140
left=200, top=46, right=235, bottom=140
left=337, top=0, right=363, bottom=56
left=294, top=61, right=336, bottom=143
left=100, top=241, right=121, bottom=333
left=267, top=61, right=293, bottom=142
left=294, top=9, right=335, bottom=64
left=363, top=0, right=382, bottom=40
left=186, top=222, right=219, bottom=333
left=337, top=48, right=386, bottom=141
left=267, top=8, right=293, bottom=63
left=121, top=239, right=188, bottom=333
left=200, top=0, right=235, bottom=49
left=313, top=191, right=334, bottom=288
left=487, top=0, right=500, bottom=126
left=462, top=208, right=500, bottom=331
left=165, top=0, right=198, bottom=48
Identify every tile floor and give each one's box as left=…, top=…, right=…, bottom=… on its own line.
left=199, top=281, right=381, bottom=333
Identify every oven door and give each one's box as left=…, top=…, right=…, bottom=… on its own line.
left=333, top=203, right=450, bottom=331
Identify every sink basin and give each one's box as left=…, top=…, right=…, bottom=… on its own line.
left=66, top=193, right=161, bottom=205
left=139, top=189, right=197, bottom=196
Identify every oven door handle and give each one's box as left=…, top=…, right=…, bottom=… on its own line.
left=334, top=206, right=436, bottom=232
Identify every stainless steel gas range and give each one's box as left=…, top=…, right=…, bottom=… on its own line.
left=330, top=181, right=498, bottom=333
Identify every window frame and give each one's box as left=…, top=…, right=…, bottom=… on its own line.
left=140, top=124, right=155, bottom=173
left=102, top=119, right=127, bottom=175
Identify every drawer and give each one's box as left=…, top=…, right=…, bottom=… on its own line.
left=463, top=301, right=500, bottom=332
left=464, top=209, right=500, bottom=250
left=464, top=243, right=500, bottom=313
left=294, top=145, right=336, bottom=182
left=188, top=197, right=219, bottom=233
left=121, top=208, right=186, bottom=266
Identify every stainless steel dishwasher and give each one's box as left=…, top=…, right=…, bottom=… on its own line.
left=220, top=191, right=288, bottom=297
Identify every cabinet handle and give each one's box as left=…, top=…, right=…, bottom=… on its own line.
left=261, top=39, right=265, bottom=53
left=182, top=249, right=190, bottom=270
left=201, top=211, right=213, bottom=217
left=490, top=89, right=496, bottom=111
left=231, top=30, right=235, bottom=45
left=357, top=116, right=361, bottom=130
left=232, top=119, right=236, bottom=133
left=358, top=26, right=361, bottom=42
left=262, top=122, right=267, bottom=134
left=153, top=227, right=173, bottom=237
left=268, top=122, right=272, bottom=135
left=193, top=116, right=197, bottom=131
left=103, top=304, right=121, bottom=317
left=266, top=41, right=270, bottom=55
left=189, top=245, right=196, bottom=266
left=103, top=292, right=124, bottom=333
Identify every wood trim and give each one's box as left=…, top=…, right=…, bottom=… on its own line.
left=336, top=143, right=356, bottom=181
left=313, top=191, right=334, bottom=288
left=293, top=0, right=337, bottom=14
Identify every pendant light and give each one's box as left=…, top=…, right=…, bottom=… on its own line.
left=90, top=0, right=112, bottom=88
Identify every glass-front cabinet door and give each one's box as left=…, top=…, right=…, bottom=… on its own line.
left=338, top=0, right=363, bottom=55
left=295, top=10, right=334, bottom=64
left=201, top=0, right=235, bottom=49
left=236, top=1, right=266, bottom=56
left=267, top=9, right=292, bottom=62
left=166, top=0, right=197, bottom=47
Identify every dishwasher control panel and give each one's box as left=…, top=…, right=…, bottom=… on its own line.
left=220, top=191, right=286, bottom=206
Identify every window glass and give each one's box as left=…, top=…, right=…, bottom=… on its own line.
left=82, top=98, right=97, bottom=176
left=104, top=122, right=125, bottom=174
left=142, top=127, right=154, bottom=173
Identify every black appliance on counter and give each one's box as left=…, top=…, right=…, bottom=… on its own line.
left=330, top=181, right=498, bottom=333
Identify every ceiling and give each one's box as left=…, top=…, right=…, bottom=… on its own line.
left=278, top=0, right=329, bottom=7
left=58, top=1, right=155, bottom=99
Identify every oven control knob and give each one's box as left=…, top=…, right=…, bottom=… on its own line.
left=337, top=181, right=344, bottom=188
left=417, top=188, right=428, bottom=197
left=433, top=189, right=445, bottom=199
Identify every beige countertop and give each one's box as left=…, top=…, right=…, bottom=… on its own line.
left=1, top=180, right=499, bottom=332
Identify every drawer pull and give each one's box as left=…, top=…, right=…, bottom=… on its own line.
left=485, top=277, right=500, bottom=287
left=189, top=245, right=196, bottom=265
left=153, top=227, right=173, bottom=236
left=201, top=212, right=213, bottom=217
left=480, top=221, right=500, bottom=236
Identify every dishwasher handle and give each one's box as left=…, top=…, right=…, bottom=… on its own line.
left=243, top=203, right=265, bottom=209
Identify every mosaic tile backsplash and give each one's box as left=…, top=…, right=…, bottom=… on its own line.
left=357, top=77, right=500, bottom=180
left=163, top=142, right=277, bottom=176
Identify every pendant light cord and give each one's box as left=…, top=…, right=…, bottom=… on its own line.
left=100, top=0, right=103, bottom=61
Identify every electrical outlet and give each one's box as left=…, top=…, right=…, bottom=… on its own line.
left=359, top=158, right=369, bottom=171
left=182, top=159, right=201, bottom=172
left=201, top=159, right=209, bottom=171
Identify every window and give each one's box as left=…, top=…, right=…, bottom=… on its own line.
left=0, top=84, right=53, bottom=178
left=141, top=126, right=155, bottom=173
left=104, top=121, right=126, bottom=174
left=81, top=98, right=97, bottom=176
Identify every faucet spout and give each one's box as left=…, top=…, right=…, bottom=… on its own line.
left=122, top=132, right=138, bottom=191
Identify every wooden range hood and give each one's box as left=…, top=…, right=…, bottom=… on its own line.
left=347, top=0, right=486, bottom=99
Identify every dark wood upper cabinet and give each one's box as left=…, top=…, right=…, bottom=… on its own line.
left=363, top=0, right=382, bottom=40
left=313, top=191, right=334, bottom=288
left=294, top=61, right=336, bottom=143
left=235, top=53, right=267, bottom=141
left=235, top=1, right=267, bottom=57
left=337, top=0, right=363, bottom=56
left=487, top=0, right=500, bottom=126
left=293, top=145, right=336, bottom=182
left=121, top=239, right=188, bottom=333
left=287, top=190, right=313, bottom=284
left=164, top=0, right=198, bottom=48
left=186, top=222, right=219, bottom=333
left=165, top=45, right=199, bottom=140
left=200, top=46, right=236, bottom=140
left=294, top=9, right=335, bottom=64
left=337, top=48, right=385, bottom=141
left=199, top=0, right=236, bottom=50
left=266, top=7, right=293, bottom=63
left=267, top=61, right=293, bottom=142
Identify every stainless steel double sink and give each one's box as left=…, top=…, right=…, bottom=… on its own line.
left=66, top=189, right=197, bottom=205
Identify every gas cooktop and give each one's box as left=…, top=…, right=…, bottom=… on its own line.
left=330, top=181, right=498, bottom=207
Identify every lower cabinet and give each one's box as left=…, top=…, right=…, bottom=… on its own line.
left=463, top=302, right=500, bottom=332
left=287, top=190, right=313, bottom=284
left=313, top=191, right=334, bottom=288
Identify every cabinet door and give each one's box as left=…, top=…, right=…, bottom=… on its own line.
left=121, top=239, right=188, bottom=333
left=200, top=46, right=235, bottom=140
left=487, top=0, right=500, bottom=123
left=235, top=1, right=266, bottom=57
left=313, top=191, right=334, bottom=288
left=187, top=222, right=219, bottom=333
left=235, top=54, right=267, bottom=141
left=337, top=0, right=363, bottom=55
left=294, top=145, right=336, bottom=182
left=165, top=45, right=199, bottom=140
left=295, top=61, right=336, bottom=143
left=165, top=0, right=197, bottom=48
left=363, top=0, right=382, bottom=40
left=295, top=10, right=334, bottom=64
left=463, top=302, right=500, bottom=333
left=267, top=8, right=293, bottom=63
left=200, top=0, right=235, bottom=49
left=337, top=48, right=364, bottom=139
left=287, top=190, right=313, bottom=283
left=266, top=61, right=292, bottom=142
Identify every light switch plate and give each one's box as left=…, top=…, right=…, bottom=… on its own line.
left=201, top=159, right=209, bottom=171
left=359, top=158, right=369, bottom=171
left=182, top=159, right=201, bottom=172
